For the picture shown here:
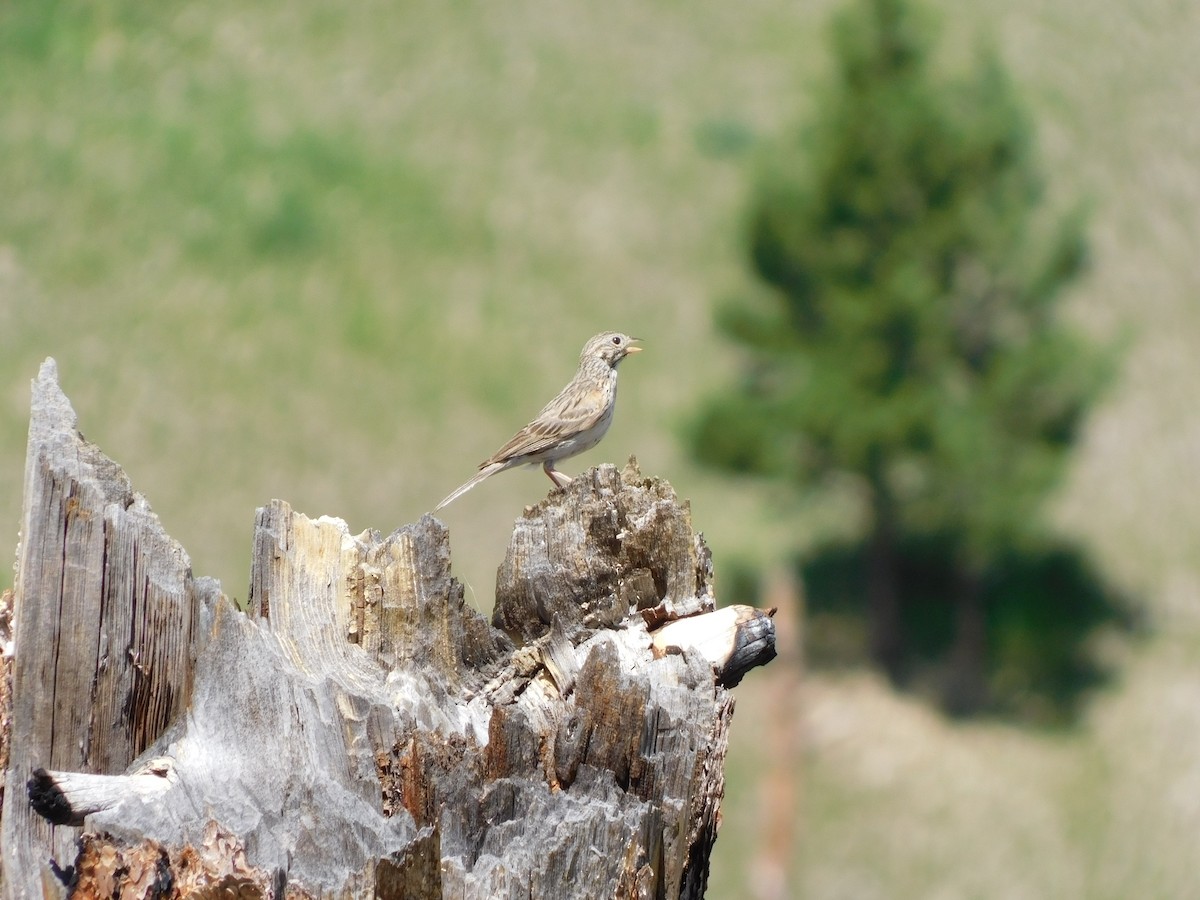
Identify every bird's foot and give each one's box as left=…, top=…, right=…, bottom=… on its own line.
left=543, top=463, right=573, bottom=490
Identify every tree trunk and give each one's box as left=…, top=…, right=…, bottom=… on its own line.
left=0, top=359, right=776, bottom=899
left=865, top=476, right=904, bottom=683
left=942, top=564, right=988, bottom=716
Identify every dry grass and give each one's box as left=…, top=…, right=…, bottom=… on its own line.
left=714, top=633, right=1200, bottom=899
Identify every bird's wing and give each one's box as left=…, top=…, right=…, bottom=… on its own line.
left=483, top=380, right=610, bottom=464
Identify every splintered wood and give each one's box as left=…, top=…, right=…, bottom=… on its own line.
left=1, top=360, right=213, bottom=894
left=1, top=359, right=777, bottom=899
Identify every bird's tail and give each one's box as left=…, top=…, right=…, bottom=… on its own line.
left=433, top=462, right=506, bottom=512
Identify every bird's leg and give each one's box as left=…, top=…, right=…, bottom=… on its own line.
left=543, top=461, right=573, bottom=489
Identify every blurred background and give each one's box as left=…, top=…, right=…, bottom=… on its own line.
left=2, top=0, right=1198, bottom=896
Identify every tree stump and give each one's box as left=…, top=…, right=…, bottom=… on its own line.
left=0, top=359, right=776, bottom=899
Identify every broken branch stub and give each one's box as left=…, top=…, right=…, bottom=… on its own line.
left=2, top=359, right=777, bottom=899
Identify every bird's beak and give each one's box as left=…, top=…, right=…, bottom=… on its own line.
left=626, top=338, right=642, bottom=354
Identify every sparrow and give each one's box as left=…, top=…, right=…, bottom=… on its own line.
left=434, top=331, right=641, bottom=511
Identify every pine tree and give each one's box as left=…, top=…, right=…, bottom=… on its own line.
left=690, top=0, right=1109, bottom=712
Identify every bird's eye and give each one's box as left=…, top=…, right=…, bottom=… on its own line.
left=612, top=336, right=622, bottom=345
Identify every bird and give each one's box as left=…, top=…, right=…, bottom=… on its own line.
left=434, top=331, right=641, bottom=511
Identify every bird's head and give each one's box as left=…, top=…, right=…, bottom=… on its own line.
left=584, top=332, right=642, bottom=368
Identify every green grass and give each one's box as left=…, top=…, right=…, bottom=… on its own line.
left=2, top=0, right=1199, bottom=896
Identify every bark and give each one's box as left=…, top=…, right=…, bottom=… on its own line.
left=0, top=359, right=776, bottom=899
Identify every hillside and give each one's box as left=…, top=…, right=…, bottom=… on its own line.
left=2, top=1, right=1198, bottom=896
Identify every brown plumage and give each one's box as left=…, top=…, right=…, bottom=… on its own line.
left=434, top=332, right=641, bottom=511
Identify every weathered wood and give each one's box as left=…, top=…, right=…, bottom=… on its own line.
left=650, top=605, right=778, bottom=687
left=0, top=589, right=12, bottom=814
left=0, top=359, right=777, bottom=899
left=28, top=759, right=177, bottom=827
left=494, top=460, right=714, bottom=642
left=1, top=359, right=212, bottom=897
